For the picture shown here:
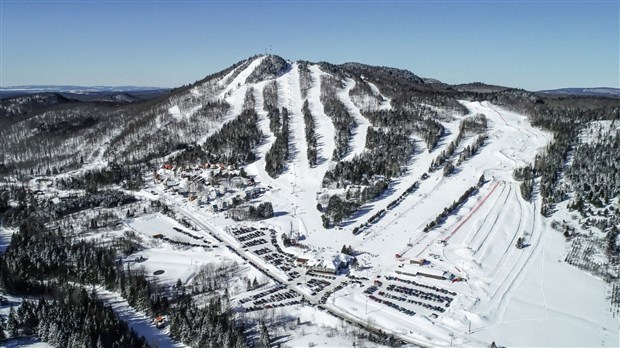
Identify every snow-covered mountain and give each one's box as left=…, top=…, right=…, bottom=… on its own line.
left=0, top=85, right=168, bottom=94
left=537, top=87, right=620, bottom=97
left=1, top=55, right=618, bottom=347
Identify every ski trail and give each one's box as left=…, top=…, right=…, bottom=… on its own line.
left=365, top=80, right=392, bottom=111
left=252, top=82, right=277, bottom=161
left=308, top=64, right=336, bottom=165
left=484, top=187, right=524, bottom=278
left=337, top=78, right=371, bottom=161
left=444, top=181, right=501, bottom=243
left=286, top=63, right=311, bottom=177
left=219, top=56, right=265, bottom=99
left=220, top=56, right=265, bottom=120
left=97, top=288, right=186, bottom=348
left=471, top=185, right=512, bottom=255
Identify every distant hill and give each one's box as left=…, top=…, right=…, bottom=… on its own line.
left=0, top=85, right=171, bottom=101
left=537, top=87, right=620, bottom=97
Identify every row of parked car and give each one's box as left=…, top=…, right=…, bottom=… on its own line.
left=386, top=284, right=453, bottom=304
left=307, top=278, right=331, bottom=293
left=385, top=275, right=457, bottom=296
left=245, top=300, right=302, bottom=312
left=238, top=284, right=287, bottom=304
left=307, top=272, right=336, bottom=280
left=243, top=238, right=267, bottom=248
left=317, top=281, right=350, bottom=304
left=367, top=295, right=416, bottom=317
left=253, top=289, right=299, bottom=306
left=377, top=291, right=446, bottom=313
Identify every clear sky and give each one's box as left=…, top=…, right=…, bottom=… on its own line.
left=1, top=0, right=618, bottom=90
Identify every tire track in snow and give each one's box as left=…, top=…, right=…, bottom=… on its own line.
left=459, top=183, right=508, bottom=249
left=443, top=181, right=501, bottom=243
left=471, top=185, right=512, bottom=255
left=484, top=187, right=524, bottom=278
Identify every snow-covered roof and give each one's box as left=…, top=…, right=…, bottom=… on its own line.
left=402, top=264, right=446, bottom=278
left=303, top=252, right=354, bottom=271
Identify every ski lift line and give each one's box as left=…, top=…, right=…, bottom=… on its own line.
left=443, top=180, right=501, bottom=244
left=397, top=233, right=426, bottom=258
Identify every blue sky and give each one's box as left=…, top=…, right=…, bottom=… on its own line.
left=1, top=0, right=618, bottom=90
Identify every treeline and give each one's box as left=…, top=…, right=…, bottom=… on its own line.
left=0, top=189, right=136, bottom=228
left=321, top=195, right=360, bottom=227
left=460, top=113, right=488, bottom=135
left=298, top=61, right=313, bottom=99
left=265, top=108, right=290, bottom=177
left=302, top=100, right=319, bottom=166
left=363, top=109, right=444, bottom=151
left=230, top=202, right=274, bottom=221
left=567, top=130, right=620, bottom=210
left=321, top=75, right=356, bottom=160
left=423, top=175, right=485, bottom=232
left=0, top=191, right=250, bottom=347
left=173, top=108, right=262, bottom=167
left=1, top=221, right=131, bottom=296
left=431, top=115, right=488, bottom=174
left=245, top=55, right=289, bottom=84
left=483, top=90, right=618, bottom=215
left=168, top=296, right=246, bottom=348
left=456, top=135, right=487, bottom=166
left=263, top=80, right=278, bottom=112
left=266, top=107, right=281, bottom=134
left=323, top=127, right=414, bottom=187
left=4, top=286, right=148, bottom=348
left=56, top=163, right=146, bottom=192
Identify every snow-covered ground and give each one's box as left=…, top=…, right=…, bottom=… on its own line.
left=211, top=86, right=616, bottom=345
left=0, top=338, right=54, bottom=348
left=338, top=78, right=371, bottom=161
left=143, top=63, right=618, bottom=346
left=5, top=56, right=616, bottom=347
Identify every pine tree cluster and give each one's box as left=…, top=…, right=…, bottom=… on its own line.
left=265, top=108, right=290, bottom=177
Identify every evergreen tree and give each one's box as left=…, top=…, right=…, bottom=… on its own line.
left=259, top=321, right=271, bottom=348
left=6, top=306, right=18, bottom=338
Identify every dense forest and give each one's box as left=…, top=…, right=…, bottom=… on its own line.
left=265, top=108, right=290, bottom=177
left=0, top=186, right=250, bottom=347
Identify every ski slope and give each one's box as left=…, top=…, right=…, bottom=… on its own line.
left=337, top=79, right=371, bottom=161
left=239, top=94, right=616, bottom=346
left=146, top=57, right=616, bottom=346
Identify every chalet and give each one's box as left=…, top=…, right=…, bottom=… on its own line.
left=396, top=265, right=454, bottom=281
left=301, top=252, right=355, bottom=275
left=153, top=233, right=164, bottom=239
left=295, top=257, right=309, bottom=267
left=409, top=258, right=427, bottom=266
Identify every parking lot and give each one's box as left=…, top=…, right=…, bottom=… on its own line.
left=238, top=285, right=303, bottom=312
left=226, top=224, right=354, bottom=303
left=361, top=274, right=457, bottom=318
